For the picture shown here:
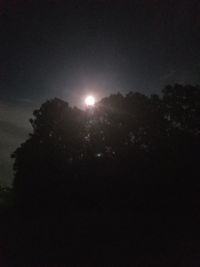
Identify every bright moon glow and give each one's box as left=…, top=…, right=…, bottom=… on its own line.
left=85, top=95, right=95, bottom=106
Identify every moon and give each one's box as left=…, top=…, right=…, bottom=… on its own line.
left=85, top=95, right=95, bottom=106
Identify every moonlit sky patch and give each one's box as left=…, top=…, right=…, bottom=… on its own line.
left=0, top=101, right=34, bottom=186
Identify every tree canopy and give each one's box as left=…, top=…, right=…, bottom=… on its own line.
left=5, top=84, right=200, bottom=266
left=11, top=84, right=200, bottom=211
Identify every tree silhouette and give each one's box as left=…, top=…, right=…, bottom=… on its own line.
left=12, top=98, right=86, bottom=210
left=11, top=85, right=200, bottom=212
left=8, top=84, right=200, bottom=266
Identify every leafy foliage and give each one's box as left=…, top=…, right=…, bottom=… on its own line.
left=5, top=84, right=200, bottom=266
left=11, top=84, right=200, bottom=212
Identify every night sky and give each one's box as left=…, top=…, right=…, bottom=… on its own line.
left=0, top=0, right=200, bottom=185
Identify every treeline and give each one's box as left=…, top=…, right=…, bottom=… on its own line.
left=0, top=84, right=200, bottom=266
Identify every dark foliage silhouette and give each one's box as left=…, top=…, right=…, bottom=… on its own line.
left=2, top=84, right=200, bottom=266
